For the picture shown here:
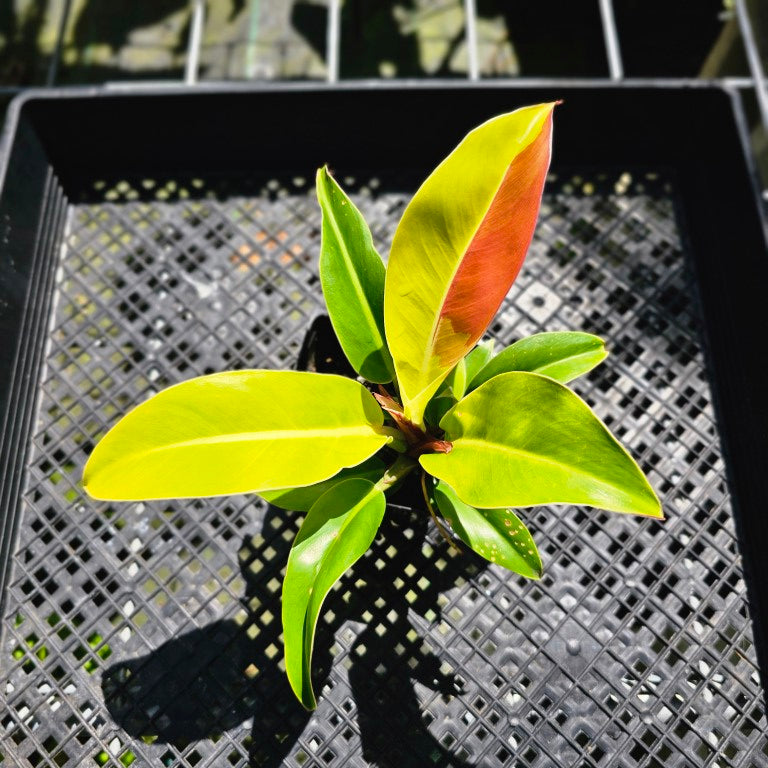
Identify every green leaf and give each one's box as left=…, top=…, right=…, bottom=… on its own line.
left=283, top=478, right=386, bottom=709
left=425, top=359, right=465, bottom=427
left=384, top=104, right=556, bottom=426
left=463, top=340, right=495, bottom=385
left=260, top=456, right=385, bottom=511
left=317, top=167, right=394, bottom=383
left=420, top=372, right=661, bottom=517
left=444, top=357, right=468, bottom=401
left=433, top=480, right=542, bottom=578
left=425, top=342, right=494, bottom=428
left=424, top=396, right=455, bottom=431
left=469, top=332, right=607, bottom=390
left=83, top=371, right=394, bottom=500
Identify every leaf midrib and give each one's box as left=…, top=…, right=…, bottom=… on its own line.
left=128, top=426, right=387, bottom=457
left=538, top=347, right=602, bottom=366
left=535, top=349, right=604, bottom=378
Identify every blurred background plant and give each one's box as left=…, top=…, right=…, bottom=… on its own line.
left=0, top=0, right=767, bottom=188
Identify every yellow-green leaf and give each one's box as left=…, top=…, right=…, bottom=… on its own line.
left=421, top=372, right=661, bottom=517
left=317, top=167, right=394, bottom=383
left=83, top=371, right=393, bottom=500
left=468, top=332, right=607, bottom=390
left=384, top=103, right=556, bottom=426
left=283, top=478, right=385, bottom=709
left=434, top=480, right=542, bottom=578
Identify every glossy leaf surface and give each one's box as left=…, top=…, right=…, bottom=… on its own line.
left=385, top=103, right=556, bottom=425
left=434, top=480, right=542, bottom=578
left=283, top=478, right=386, bottom=709
left=463, top=340, right=495, bottom=386
left=260, top=457, right=385, bottom=511
left=424, top=396, right=455, bottom=430
left=444, top=357, right=467, bottom=400
left=469, top=332, right=607, bottom=390
left=317, top=167, right=394, bottom=383
left=421, top=372, right=661, bottom=517
left=426, top=341, right=496, bottom=426
left=83, top=371, right=392, bottom=500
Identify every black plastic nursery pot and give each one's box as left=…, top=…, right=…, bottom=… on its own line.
left=1, top=84, right=767, bottom=768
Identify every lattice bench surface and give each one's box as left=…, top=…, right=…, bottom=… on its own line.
left=2, top=169, right=766, bottom=768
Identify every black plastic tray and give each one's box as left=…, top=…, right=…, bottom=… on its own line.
left=1, top=84, right=767, bottom=768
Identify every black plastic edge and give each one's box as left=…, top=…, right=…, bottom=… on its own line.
left=673, top=85, right=768, bottom=701
left=0, top=168, right=66, bottom=619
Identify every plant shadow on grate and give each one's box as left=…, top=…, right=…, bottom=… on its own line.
left=3, top=170, right=768, bottom=768
left=102, top=497, right=484, bottom=767
left=101, top=316, right=480, bottom=766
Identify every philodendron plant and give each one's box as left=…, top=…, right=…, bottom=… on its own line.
left=84, top=103, right=662, bottom=711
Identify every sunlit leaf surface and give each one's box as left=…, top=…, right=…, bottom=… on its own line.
left=317, top=167, right=394, bottom=383
left=385, top=103, right=556, bottom=425
left=283, top=478, right=386, bottom=709
left=84, top=371, right=392, bottom=500
left=469, top=331, right=607, bottom=390
left=434, top=480, right=542, bottom=578
left=421, top=372, right=661, bottom=517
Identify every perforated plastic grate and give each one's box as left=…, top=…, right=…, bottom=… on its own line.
left=1, top=170, right=766, bottom=768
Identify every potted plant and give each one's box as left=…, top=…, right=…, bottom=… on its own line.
left=82, top=102, right=661, bottom=712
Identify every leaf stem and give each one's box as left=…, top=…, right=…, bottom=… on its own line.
left=374, top=454, right=418, bottom=493
left=420, top=471, right=461, bottom=553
